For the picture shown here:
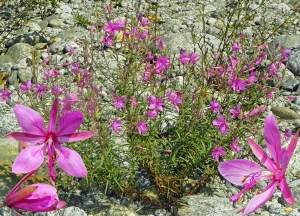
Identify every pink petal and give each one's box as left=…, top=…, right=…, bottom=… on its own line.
left=280, top=177, right=294, bottom=205
left=57, top=131, right=96, bottom=143
left=287, top=131, right=299, bottom=161
left=12, top=145, right=45, bottom=174
left=57, top=111, right=84, bottom=136
left=48, top=99, right=59, bottom=133
left=218, top=159, right=262, bottom=186
left=264, top=114, right=281, bottom=166
left=13, top=104, right=46, bottom=135
left=55, top=144, right=87, bottom=177
left=247, top=137, right=277, bottom=171
left=243, top=181, right=277, bottom=215
left=6, top=132, right=45, bottom=144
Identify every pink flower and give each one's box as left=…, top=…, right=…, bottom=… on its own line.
left=212, top=114, right=230, bottom=134
left=6, top=99, right=96, bottom=184
left=164, top=149, right=172, bottom=153
left=142, top=64, right=151, bottom=83
left=33, top=84, right=47, bottom=98
left=104, top=21, right=118, bottom=34
left=111, top=118, right=122, bottom=134
left=267, top=63, right=279, bottom=77
left=166, top=90, right=182, bottom=112
left=230, top=78, right=246, bottom=91
left=6, top=171, right=66, bottom=213
left=179, top=51, right=199, bottom=65
left=136, top=120, right=148, bottom=134
left=147, top=110, right=158, bottom=118
left=135, top=31, right=148, bottom=41
left=288, top=95, right=296, bottom=101
left=42, top=58, right=49, bottom=68
left=211, top=146, right=226, bottom=161
left=281, top=48, right=290, bottom=63
left=246, top=71, right=258, bottom=85
left=44, top=69, right=54, bottom=79
left=189, top=52, right=199, bottom=64
left=230, top=137, right=242, bottom=153
left=0, top=89, right=12, bottom=102
left=102, top=35, right=114, bottom=47
left=90, top=25, right=95, bottom=35
left=60, top=93, right=78, bottom=114
left=114, top=96, right=126, bottom=110
left=51, top=86, right=64, bottom=96
left=180, top=53, right=190, bottom=65
left=131, top=97, right=137, bottom=108
left=284, top=129, right=292, bottom=141
left=231, top=42, right=242, bottom=52
left=230, top=103, right=241, bottom=119
left=19, top=80, right=32, bottom=93
left=140, top=17, right=151, bottom=27
left=46, top=45, right=51, bottom=55
left=68, top=45, right=74, bottom=57
left=156, top=37, right=167, bottom=50
left=71, top=62, right=81, bottom=74
left=87, top=99, right=96, bottom=115
left=154, top=56, right=170, bottom=74
left=210, top=99, right=221, bottom=113
left=266, top=91, right=274, bottom=99
left=218, top=114, right=299, bottom=215
left=146, top=52, right=154, bottom=61
left=148, top=95, right=164, bottom=112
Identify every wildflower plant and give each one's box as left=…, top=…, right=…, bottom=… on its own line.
left=1, top=0, right=298, bottom=213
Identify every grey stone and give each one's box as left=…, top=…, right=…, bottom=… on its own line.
left=5, top=31, right=48, bottom=47
left=50, top=40, right=66, bottom=54
left=175, top=196, right=237, bottom=216
left=282, top=77, right=300, bottom=91
left=55, top=5, right=72, bottom=14
left=275, top=3, right=290, bottom=14
left=289, top=46, right=300, bottom=76
left=62, top=207, right=87, bottom=216
left=268, top=203, right=282, bottom=214
left=5, top=43, right=35, bottom=62
left=38, top=20, right=48, bottom=29
left=106, top=205, right=138, bottom=216
left=289, top=210, right=300, bottom=216
left=23, top=20, right=42, bottom=32
left=0, top=206, right=17, bottom=216
left=269, top=35, right=300, bottom=56
left=48, top=18, right=65, bottom=28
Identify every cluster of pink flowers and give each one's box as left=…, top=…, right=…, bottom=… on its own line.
left=147, top=95, right=164, bottom=118
left=102, top=13, right=151, bottom=47
left=18, top=80, right=49, bottom=98
left=166, top=90, right=182, bottom=112
left=179, top=48, right=199, bottom=65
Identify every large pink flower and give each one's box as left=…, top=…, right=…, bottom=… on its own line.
left=6, top=183, right=66, bottom=212
left=6, top=170, right=66, bottom=213
left=218, top=114, right=298, bottom=215
left=7, top=99, right=96, bottom=183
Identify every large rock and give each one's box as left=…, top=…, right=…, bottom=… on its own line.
left=268, top=35, right=300, bottom=56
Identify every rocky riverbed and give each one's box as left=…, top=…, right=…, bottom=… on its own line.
left=2, top=0, right=300, bottom=215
